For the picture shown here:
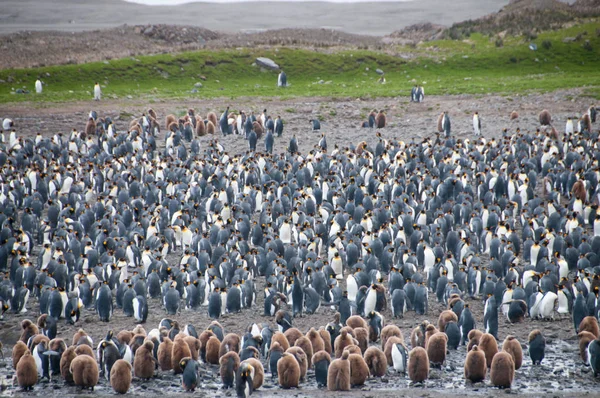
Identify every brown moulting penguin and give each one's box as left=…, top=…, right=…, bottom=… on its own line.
left=72, top=329, right=92, bottom=347
left=367, top=311, right=384, bottom=343
left=348, top=352, right=369, bottom=386
left=343, top=345, right=362, bottom=355
left=578, top=316, right=599, bottom=337
left=353, top=327, right=369, bottom=354
left=207, top=111, right=218, bottom=128
left=510, top=110, right=519, bottom=120
left=157, top=337, right=174, bottom=371
left=286, top=346, right=308, bottom=381
left=312, top=350, right=331, bottom=387
left=579, top=331, right=596, bottom=363
left=408, top=347, right=429, bottom=383
left=241, top=358, right=264, bottom=390
left=198, top=330, right=216, bottom=362
left=424, top=324, right=440, bottom=348
left=346, top=315, right=368, bottom=330
left=60, top=346, right=77, bottom=383
left=184, top=336, right=201, bottom=361
left=172, top=336, right=192, bottom=374
left=205, top=336, right=222, bottom=365
left=110, top=359, right=132, bottom=394
left=206, top=120, right=216, bottom=135
left=319, top=327, right=333, bottom=355
left=294, top=336, right=314, bottom=368
left=165, top=114, right=176, bottom=130
left=75, top=344, right=95, bottom=358
left=219, top=351, right=240, bottom=389
left=219, top=333, right=241, bottom=358
left=283, top=328, right=303, bottom=347
left=502, top=335, right=523, bottom=370
left=277, top=352, right=300, bottom=389
left=464, top=345, right=486, bottom=383
left=364, top=346, right=387, bottom=377
left=16, top=351, right=37, bottom=391
left=410, top=321, right=429, bottom=348
left=327, top=350, right=351, bottom=391
left=380, top=325, right=403, bottom=351
left=134, top=340, right=156, bottom=379
left=375, top=110, right=386, bottom=128
left=479, top=333, right=498, bottom=368
left=528, top=329, right=546, bottom=365
left=195, top=116, right=206, bottom=136
left=438, top=310, right=458, bottom=333
left=426, top=332, right=448, bottom=368
left=490, top=352, right=515, bottom=388
left=70, top=354, right=99, bottom=390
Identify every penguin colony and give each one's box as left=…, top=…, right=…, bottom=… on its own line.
left=1, top=102, right=600, bottom=395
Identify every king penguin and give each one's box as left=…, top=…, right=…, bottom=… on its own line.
left=473, top=112, right=481, bottom=136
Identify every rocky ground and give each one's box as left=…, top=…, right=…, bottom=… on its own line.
left=1, top=89, right=600, bottom=396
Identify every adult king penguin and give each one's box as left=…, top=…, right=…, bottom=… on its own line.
left=94, top=82, right=101, bottom=100
left=278, top=71, right=287, bottom=87
left=473, top=112, right=481, bottom=136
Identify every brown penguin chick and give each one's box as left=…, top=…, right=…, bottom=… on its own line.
left=75, top=344, right=95, bottom=358
left=502, top=335, right=523, bottom=370
left=132, top=325, right=147, bottom=336
left=572, top=181, right=587, bottom=203
left=206, top=120, right=216, bottom=135
left=510, top=110, right=519, bottom=120
left=578, top=331, right=597, bottom=363
left=353, top=327, right=369, bottom=354
left=116, top=330, right=133, bottom=346
left=447, top=294, right=462, bottom=309
left=134, top=340, right=156, bottom=379
left=355, top=141, right=368, bottom=155
left=16, top=351, right=37, bottom=390
left=70, top=354, right=99, bottom=390
left=157, top=337, right=174, bottom=371
left=195, top=116, right=205, bottom=136
left=207, top=112, right=218, bottom=129
left=12, top=341, right=28, bottom=369
left=426, top=332, right=448, bottom=368
left=199, top=330, right=216, bottom=361
left=19, top=319, right=39, bottom=344
left=578, top=316, right=600, bottom=337
left=241, top=357, right=264, bottom=390
left=286, top=347, right=308, bottom=381
left=184, top=336, right=201, bottom=361
left=381, top=324, right=403, bottom=351
left=277, top=352, right=300, bottom=389
left=346, top=315, right=368, bottom=330
left=172, top=337, right=192, bottom=374
left=410, top=321, right=429, bottom=348
left=306, top=328, right=325, bottom=354
left=375, top=110, right=386, bottom=129
left=343, top=345, right=362, bottom=355
left=219, top=351, right=240, bottom=389
left=72, top=329, right=90, bottom=347
left=205, top=336, right=222, bottom=365
left=148, top=108, right=158, bottom=121
left=384, top=336, right=405, bottom=366
left=408, top=347, right=429, bottom=383
left=478, top=333, right=498, bottom=368
left=219, top=333, right=241, bottom=358
left=252, top=121, right=264, bottom=139
left=29, top=334, right=49, bottom=351
left=467, top=329, right=484, bottom=352
left=423, top=324, right=440, bottom=348
left=283, top=328, right=303, bottom=347
left=85, top=118, right=96, bottom=137
left=438, top=310, right=458, bottom=333
left=110, top=359, right=132, bottom=394
left=490, top=351, right=515, bottom=388
left=334, top=329, right=354, bottom=358
left=271, top=331, right=290, bottom=351
left=167, top=121, right=178, bottom=133
left=129, top=334, right=146, bottom=355
left=464, top=345, right=487, bottom=383
left=319, top=327, right=332, bottom=354
left=340, top=326, right=355, bottom=337
left=364, top=346, right=387, bottom=377
left=294, top=336, right=314, bottom=368
left=60, top=346, right=77, bottom=383
left=327, top=350, right=351, bottom=391
left=348, top=353, right=369, bottom=386
left=165, top=114, right=176, bottom=130
left=538, top=109, right=552, bottom=126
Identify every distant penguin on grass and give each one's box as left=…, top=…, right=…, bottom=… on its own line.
left=93, top=82, right=101, bottom=101
left=278, top=71, right=287, bottom=87
left=35, top=79, right=42, bottom=94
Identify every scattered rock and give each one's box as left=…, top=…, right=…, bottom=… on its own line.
left=375, top=68, right=384, bottom=75
left=194, top=82, right=203, bottom=88
left=255, top=57, right=280, bottom=70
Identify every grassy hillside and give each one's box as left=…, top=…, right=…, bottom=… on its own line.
left=1, top=20, right=599, bottom=103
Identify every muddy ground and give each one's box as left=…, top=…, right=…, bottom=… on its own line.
left=1, top=89, right=600, bottom=396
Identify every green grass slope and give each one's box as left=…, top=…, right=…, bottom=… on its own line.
left=1, top=21, right=599, bottom=103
